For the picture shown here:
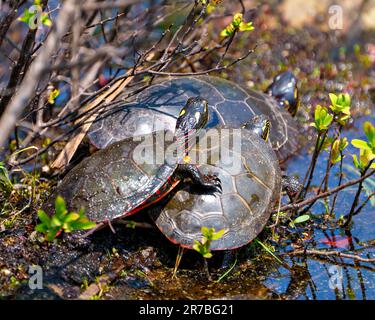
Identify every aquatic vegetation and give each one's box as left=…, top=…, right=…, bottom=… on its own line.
left=352, top=122, right=375, bottom=172
left=193, top=227, right=225, bottom=259
left=220, top=13, right=254, bottom=37
left=284, top=91, right=374, bottom=223
left=35, top=196, right=96, bottom=241
left=0, top=162, right=13, bottom=194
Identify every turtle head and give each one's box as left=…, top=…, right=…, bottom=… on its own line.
left=174, top=97, right=209, bottom=142
left=242, top=115, right=271, bottom=142
left=266, top=71, right=299, bottom=117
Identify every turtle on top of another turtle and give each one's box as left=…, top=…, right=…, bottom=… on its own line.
left=45, top=97, right=222, bottom=230
left=149, top=114, right=282, bottom=252
left=88, top=71, right=301, bottom=161
left=148, top=114, right=301, bottom=276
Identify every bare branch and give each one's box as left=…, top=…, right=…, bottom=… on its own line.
left=277, top=169, right=375, bottom=212
left=285, top=248, right=375, bottom=263
left=0, top=0, right=81, bottom=148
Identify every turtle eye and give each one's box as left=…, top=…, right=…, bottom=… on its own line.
left=179, top=108, right=186, bottom=117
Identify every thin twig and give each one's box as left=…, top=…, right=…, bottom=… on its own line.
left=286, top=248, right=375, bottom=263
left=0, top=0, right=79, bottom=148
left=277, top=169, right=375, bottom=212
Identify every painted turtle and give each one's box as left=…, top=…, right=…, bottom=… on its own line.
left=88, top=71, right=300, bottom=161
left=149, top=115, right=282, bottom=251
left=46, top=97, right=222, bottom=228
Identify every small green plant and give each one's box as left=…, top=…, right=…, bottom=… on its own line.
left=311, top=105, right=333, bottom=132
left=220, top=13, right=254, bottom=37
left=352, top=121, right=375, bottom=172
left=125, top=220, right=137, bottom=229
left=0, top=162, right=13, bottom=193
left=201, top=0, right=222, bottom=14
left=47, top=88, right=60, bottom=105
left=289, top=214, right=310, bottom=228
left=35, top=196, right=96, bottom=241
left=301, top=92, right=353, bottom=200
left=353, top=44, right=371, bottom=68
left=330, top=137, right=348, bottom=165
left=193, top=227, right=224, bottom=258
left=254, top=239, right=283, bottom=264
left=81, top=277, right=89, bottom=290
left=329, top=93, right=351, bottom=125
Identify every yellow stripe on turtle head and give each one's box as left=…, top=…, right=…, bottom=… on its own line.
left=183, top=155, right=191, bottom=163
left=179, top=109, right=186, bottom=117
left=262, top=120, right=271, bottom=142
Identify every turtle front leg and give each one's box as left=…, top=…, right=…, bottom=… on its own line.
left=282, top=175, right=303, bottom=201
left=177, top=164, right=222, bottom=194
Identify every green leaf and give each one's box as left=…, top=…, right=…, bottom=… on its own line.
left=41, top=13, right=52, bottom=27
left=54, top=196, right=67, bottom=219
left=239, top=21, right=254, bottom=32
left=360, top=149, right=375, bottom=168
left=46, top=228, right=60, bottom=242
left=322, top=114, right=334, bottom=127
left=64, top=212, right=80, bottom=223
left=339, top=137, right=348, bottom=151
left=69, top=221, right=96, bottom=231
left=18, top=5, right=42, bottom=30
left=220, top=25, right=235, bottom=37
left=48, top=88, right=60, bottom=104
left=352, top=154, right=361, bottom=169
left=364, top=121, right=375, bottom=148
left=201, top=226, right=210, bottom=237
left=293, top=214, right=310, bottom=224
left=351, top=139, right=370, bottom=150
left=37, top=209, right=50, bottom=225
left=35, top=224, right=48, bottom=233
left=51, top=216, right=62, bottom=228
left=232, top=13, right=243, bottom=28
left=255, top=239, right=283, bottom=264
left=338, top=93, right=351, bottom=107
left=193, top=241, right=201, bottom=252
left=314, top=105, right=333, bottom=132
left=35, top=196, right=95, bottom=241
left=329, top=93, right=338, bottom=106
left=211, top=229, right=225, bottom=240
left=220, top=12, right=253, bottom=37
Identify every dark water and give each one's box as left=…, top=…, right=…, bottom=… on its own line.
left=282, top=115, right=375, bottom=300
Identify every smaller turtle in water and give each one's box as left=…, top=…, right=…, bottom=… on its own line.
left=149, top=115, right=301, bottom=276
left=45, top=97, right=222, bottom=232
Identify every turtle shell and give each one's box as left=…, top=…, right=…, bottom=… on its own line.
left=88, top=76, right=299, bottom=161
left=149, top=128, right=282, bottom=250
left=46, top=131, right=179, bottom=223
